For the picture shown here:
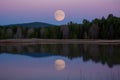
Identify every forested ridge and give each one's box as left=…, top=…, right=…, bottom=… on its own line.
left=0, top=14, right=120, bottom=39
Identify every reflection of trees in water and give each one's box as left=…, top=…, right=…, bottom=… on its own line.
left=0, top=44, right=120, bottom=67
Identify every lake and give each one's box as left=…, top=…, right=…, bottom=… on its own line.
left=0, top=44, right=120, bottom=80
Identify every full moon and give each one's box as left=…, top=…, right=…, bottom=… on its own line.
left=55, top=10, right=65, bottom=21
left=55, top=59, right=65, bottom=71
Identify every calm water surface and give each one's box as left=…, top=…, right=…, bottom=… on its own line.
left=0, top=44, right=120, bottom=80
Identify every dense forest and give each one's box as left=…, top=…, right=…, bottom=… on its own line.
left=0, top=14, right=120, bottom=39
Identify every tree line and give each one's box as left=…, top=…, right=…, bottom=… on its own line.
left=0, top=14, right=120, bottom=39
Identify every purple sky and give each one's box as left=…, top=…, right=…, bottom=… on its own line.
left=0, top=0, right=120, bottom=25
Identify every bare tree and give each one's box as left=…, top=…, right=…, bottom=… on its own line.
left=60, top=25, right=69, bottom=39
left=89, top=24, right=99, bottom=39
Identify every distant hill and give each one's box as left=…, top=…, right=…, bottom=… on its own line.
left=4, top=22, right=55, bottom=28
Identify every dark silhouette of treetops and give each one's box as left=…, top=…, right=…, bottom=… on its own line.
left=0, top=14, right=120, bottom=39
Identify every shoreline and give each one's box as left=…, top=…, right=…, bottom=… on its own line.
left=0, top=39, right=120, bottom=44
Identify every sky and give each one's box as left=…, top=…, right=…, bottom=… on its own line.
left=0, top=0, right=120, bottom=25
